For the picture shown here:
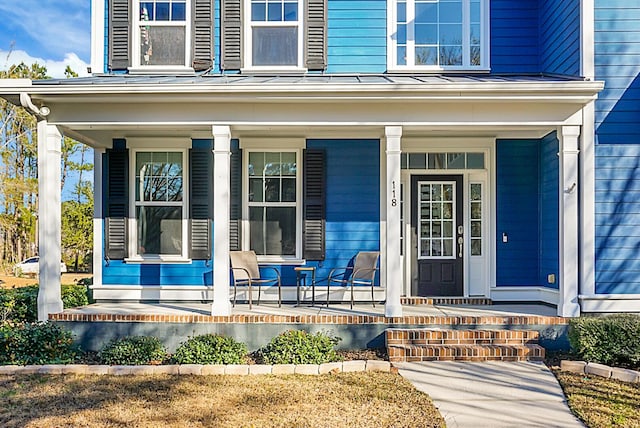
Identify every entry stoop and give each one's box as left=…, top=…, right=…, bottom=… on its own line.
left=386, top=328, right=545, bottom=362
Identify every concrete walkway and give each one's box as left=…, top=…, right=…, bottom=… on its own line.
left=397, top=361, right=585, bottom=428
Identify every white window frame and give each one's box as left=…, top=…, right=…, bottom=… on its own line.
left=243, top=0, right=305, bottom=71
left=387, top=0, right=490, bottom=72
left=127, top=144, right=190, bottom=262
left=242, top=148, right=303, bottom=263
left=131, top=0, right=193, bottom=72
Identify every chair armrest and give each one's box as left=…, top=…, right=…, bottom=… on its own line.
left=230, top=267, right=251, bottom=282
left=258, top=265, right=281, bottom=283
left=328, top=266, right=353, bottom=283
left=352, top=267, right=379, bottom=282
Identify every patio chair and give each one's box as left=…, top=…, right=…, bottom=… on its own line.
left=327, top=251, right=380, bottom=309
left=230, top=250, right=281, bottom=309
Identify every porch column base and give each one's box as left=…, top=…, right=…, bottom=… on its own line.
left=37, top=120, right=63, bottom=321
left=212, top=125, right=232, bottom=316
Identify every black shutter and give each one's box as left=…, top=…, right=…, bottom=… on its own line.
left=221, top=0, right=242, bottom=69
left=109, top=0, right=131, bottom=70
left=305, top=0, right=327, bottom=70
left=229, top=140, right=242, bottom=251
left=192, top=0, right=214, bottom=71
left=303, top=149, right=326, bottom=260
left=104, top=142, right=129, bottom=259
left=189, top=146, right=213, bottom=259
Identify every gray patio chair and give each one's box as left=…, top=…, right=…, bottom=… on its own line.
left=230, top=250, right=281, bottom=309
left=327, top=251, right=380, bottom=309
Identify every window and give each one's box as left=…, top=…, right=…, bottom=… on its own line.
left=245, top=0, right=303, bottom=68
left=134, top=0, right=190, bottom=67
left=401, top=152, right=485, bottom=170
left=133, top=151, right=187, bottom=258
left=246, top=151, right=300, bottom=257
left=389, top=0, right=488, bottom=70
left=469, top=183, right=482, bottom=256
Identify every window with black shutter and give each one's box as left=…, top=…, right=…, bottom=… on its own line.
left=303, top=149, right=325, bottom=260
left=190, top=145, right=213, bottom=259
left=104, top=141, right=129, bottom=259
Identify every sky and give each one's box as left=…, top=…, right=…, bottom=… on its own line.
left=0, top=0, right=91, bottom=78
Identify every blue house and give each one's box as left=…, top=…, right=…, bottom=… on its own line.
left=3, top=0, right=639, bottom=320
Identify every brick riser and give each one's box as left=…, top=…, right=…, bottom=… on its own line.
left=400, top=297, right=493, bottom=306
left=386, top=328, right=545, bottom=363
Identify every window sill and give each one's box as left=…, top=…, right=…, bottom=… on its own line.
left=127, top=66, right=196, bottom=75
left=124, top=257, right=193, bottom=264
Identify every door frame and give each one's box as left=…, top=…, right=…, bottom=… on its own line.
left=399, top=138, right=495, bottom=299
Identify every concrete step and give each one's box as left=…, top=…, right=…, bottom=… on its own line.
left=386, top=328, right=545, bottom=363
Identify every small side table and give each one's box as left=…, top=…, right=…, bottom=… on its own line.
left=294, top=266, right=316, bottom=306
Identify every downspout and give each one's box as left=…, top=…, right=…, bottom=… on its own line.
left=19, top=92, right=51, bottom=118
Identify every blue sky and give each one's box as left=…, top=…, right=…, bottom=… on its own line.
left=0, top=0, right=91, bottom=78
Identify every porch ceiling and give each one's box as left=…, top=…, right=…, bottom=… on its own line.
left=0, top=74, right=604, bottom=147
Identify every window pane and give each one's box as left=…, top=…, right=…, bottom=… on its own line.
left=415, top=24, right=437, bottom=44
left=281, top=152, right=296, bottom=175
left=249, top=207, right=296, bottom=255
left=447, top=153, right=465, bottom=169
left=409, top=153, right=426, bottom=169
left=249, top=178, right=263, bottom=202
left=470, top=183, right=482, bottom=200
left=443, top=239, right=453, bottom=257
left=397, top=46, right=407, bottom=66
left=249, top=152, right=265, bottom=176
left=267, top=2, right=282, bottom=21
left=471, top=0, right=481, bottom=22
left=439, top=1, right=462, bottom=23
left=471, top=239, right=482, bottom=256
left=470, top=46, right=481, bottom=66
left=252, top=2, right=266, bottom=20
left=439, top=23, right=462, bottom=44
left=172, top=3, right=186, bottom=20
left=471, top=220, right=482, bottom=237
left=137, top=206, right=182, bottom=255
left=141, top=3, right=154, bottom=20
left=156, top=2, right=170, bottom=20
left=283, top=2, right=298, bottom=21
left=467, top=153, right=484, bottom=169
left=440, top=45, right=462, bottom=65
left=471, top=202, right=481, bottom=220
left=253, top=27, right=298, bottom=66
left=397, top=24, right=407, bottom=44
left=264, top=178, right=281, bottom=202
left=397, top=1, right=406, bottom=22
left=282, top=178, right=296, bottom=202
left=415, top=2, right=437, bottom=23
left=416, top=47, right=437, bottom=65
left=265, top=152, right=281, bottom=175
left=140, top=26, right=186, bottom=65
left=428, top=153, right=446, bottom=169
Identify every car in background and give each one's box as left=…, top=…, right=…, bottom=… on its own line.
left=13, top=256, right=67, bottom=276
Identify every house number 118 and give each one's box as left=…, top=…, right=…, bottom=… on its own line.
left=391, top=181, right=397, bottom=207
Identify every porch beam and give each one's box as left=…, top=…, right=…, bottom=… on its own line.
left=558, top=125, right=581, bottom=317
left=36, top=120, right=64, bottom=321
left=384, top=126, right=403, bottom=317
left=211, top=125, right=232, bottom=315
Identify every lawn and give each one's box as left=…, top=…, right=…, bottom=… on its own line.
left=554, top=370, right=640, bottom=428
left=0, top=372, right=445, bottom=428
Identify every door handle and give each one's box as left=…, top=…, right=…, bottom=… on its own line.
left=458, top=237, right=463, bottom=258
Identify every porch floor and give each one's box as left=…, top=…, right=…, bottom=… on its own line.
left=59, top=302, right=559, bottom=318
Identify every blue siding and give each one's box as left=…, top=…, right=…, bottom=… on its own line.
left=103, top=260, right=213, bottom=286
left=595, top=1, right=640, bottom=144
left=594, top=144, right=640, bottom=295
left=538, top=133, right=559, bottom=289
left=496, top=140, right=540, bottom=286
left=490, top=0, right=539, bottom=73
left=326, top=0, right=387, bottom=73
left=539, top=0, right=580, bottom=76
left=306, top=139, right=380, bottom=283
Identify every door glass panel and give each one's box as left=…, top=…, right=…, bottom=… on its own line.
left=469, top=183, right=482, bottom=255
left=418, top=181, right=456, bottom=259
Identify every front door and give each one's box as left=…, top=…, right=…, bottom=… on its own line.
left=411, top=175, right=463, bottom=296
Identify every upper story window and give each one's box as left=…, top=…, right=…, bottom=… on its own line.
left=389, top=0, right=489, bottom=71
left=134, top=0, right=191, bottom=67
left=244, top=0, right=304, bottom=69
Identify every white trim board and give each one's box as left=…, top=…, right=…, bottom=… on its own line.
left=579, top=294, right=640, bottom=313
left=491, top=287, right=559, bottom=306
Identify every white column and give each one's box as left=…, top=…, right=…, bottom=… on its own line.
left=92, top=148, right=104, bottom=288
left=211, top=125, right=232, bottom=315
left=37, top=120, right=63, bottom=321
left=384, top=126, right=403, bottom=317
left=558, top=125, right=581, bottom=317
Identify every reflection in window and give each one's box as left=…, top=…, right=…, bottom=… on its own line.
left=248, top=152, right=298, bottom=256
left=249, top=0, right=300, bottom=66
left=138, top=0, right=188, bottom=66
left=134, top=151, right=184, bottom=257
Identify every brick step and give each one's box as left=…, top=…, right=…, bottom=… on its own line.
left=386, top=328, right=540, bottom=346
left=387, top=343, right=545, bottom=362
left=400, top=297, right=493, bottom=306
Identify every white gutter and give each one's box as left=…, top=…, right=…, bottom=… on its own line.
left=19, top=93, right=50, bottom=117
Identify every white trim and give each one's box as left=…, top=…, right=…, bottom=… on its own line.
left=387, top=0, right=490, bottom=72
left=243, top=0, right=304, bottom=70
left=491, top=287, right=559, bottom=306
left=580, top=104, right=596, bottom=297
left=384, top=125, right=403, bottom=317
left=126, top=137, right=192, bottom=148
left=239, top=137, right=305, bottom=149
left=91, top=285, right=214, bottom=301
left=242, top=148, right=303, bottom=261
left=131, top=0, right=192, bottom=69
left=93, top=148, right=104, bottom=287
left=579, top=295, right=640, bottom=313
left=581, top=0, right=595, bottom=80
left=128, top=147, right=189, bottom=260
left=91, top=0, right=106, bottom=74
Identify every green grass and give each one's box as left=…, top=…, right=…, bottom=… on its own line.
left=0, top=372, right=445, bottom=427
left=554, top=370, right=640, bottom=428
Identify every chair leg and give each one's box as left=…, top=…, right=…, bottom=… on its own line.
left=278, top=281, right=282, bottom=308
left=371, top=283, right=375, bottom=308
left=327, top=282, right=331, bottom=306
left=257, top=282, right=261, bottom=306
left=350, top=281, right=354, bottom=310
left=233, top=283, right=237, bottom=308
left=248, top=281, right=252, bottom=310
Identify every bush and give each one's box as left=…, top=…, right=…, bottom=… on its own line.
left=0, top=322, right=77, bottom=365
left=99, top=336, right=167, bottom=365
left=258, top=330, right=342, bottom=365
left=569, top=314, right=640, bottom=369
left=0, top=284, right=91, bottom=323
left=173, top=334, right=248, bottom=364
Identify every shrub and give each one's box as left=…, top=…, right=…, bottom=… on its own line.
left=173, top=334, right=248, bottom=364
left=0, top=322, right=77, bottom=365
left=569, top=314, right=640, bottom=369
left=99, top=336, right=167, bottom=365
left=0, top=284, right=91, bottom=323
left=258, top=330, right=342, bottom=365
